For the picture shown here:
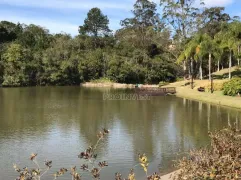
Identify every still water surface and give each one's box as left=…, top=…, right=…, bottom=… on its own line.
left=0, top=87, right=240, bottom=179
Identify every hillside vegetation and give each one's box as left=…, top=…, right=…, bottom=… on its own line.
left=0, top=0, right=241, bottom=87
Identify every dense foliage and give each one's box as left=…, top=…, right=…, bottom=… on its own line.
left=176, top=127, right=241, bottom=179
left=0, top=0, right=241, bottom=87
left=223, top=78, right=241, bottom=96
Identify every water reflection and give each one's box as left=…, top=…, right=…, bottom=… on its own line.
left=0, top=87, right=240, bottom=179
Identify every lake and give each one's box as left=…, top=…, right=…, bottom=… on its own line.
left=0, top=87, right=240, bottom=179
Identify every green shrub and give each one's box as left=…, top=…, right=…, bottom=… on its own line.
left=90, top=77, right=115, bottom=84
left=176, top=77, right=184, bottom=82
left=159, top=81, right=169, bottom=87
left=223, top=78, right=241, bottom=96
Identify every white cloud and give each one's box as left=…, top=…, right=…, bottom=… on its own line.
left=0, top=10, right=78, bottom=35
left=0, top=0, right=131, bottom=10
left=0, top=9, right=123, bottom=35
left=203, top=0, right=234, bottom=7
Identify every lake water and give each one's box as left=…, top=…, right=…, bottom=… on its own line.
left=0, top=87, right=240, bottom=180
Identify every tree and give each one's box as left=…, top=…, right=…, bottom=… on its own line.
left=78, top=49, right=104, bottom=82
left=200, top=34, right=218, bottom=81
left=18, top=24, right=51, bottom=51
left=79, top=8, right=111, bottom=37
left=0, top=21, right=22, bottom=43
left=42, top=34, right=80, bottom=85
left=160, top=0, right=203, bottom=80
left=160, top=0, right=201, bottom=40
left=2, top=43, right=30, bottom=86
left=184, top=34, right=208, bottom=80
left=119, top=0, right=167, bottom=50
left=200, top=7, right=231, bottom=38
left=215, top=22, right=241, bottom=79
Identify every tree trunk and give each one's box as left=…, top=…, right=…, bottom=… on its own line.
left=209, top=53, right=212, bottom=81
left=188, top=59, right=191, bottom=79
left=229, top=50, right=232, bottom=80
left=191, top=58, right=194, bottom=89
left=238, top=45, right=240, bottom=66
left=191, top=58, right=194, bottom=77
left=217, top=60, right=220, bottom=72
left=199, top=57, right=203, bottom=80
left=183, top=60, right=186, bottom=80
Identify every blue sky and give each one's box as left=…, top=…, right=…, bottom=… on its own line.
left=0, top=0, right=240, bottom=36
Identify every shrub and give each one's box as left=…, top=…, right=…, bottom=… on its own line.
left=223, top=78, right=241, bottom=96
left=90, top=77, right=115, bottom=84
left=176, top=127, right=241, bottom=179
left=159, top=81, right=169, bottom=87
left=205, top=82, right=224, bottom=92
left=176, top=77, right=184, bottom=82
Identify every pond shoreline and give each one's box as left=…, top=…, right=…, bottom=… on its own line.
left=80, top=82, right=159, bottom=88
left=80, top=82, right=241, bottom=110
left=160, top=170, right=180, bottom=180
left=174, top=86, right=241, bottom=110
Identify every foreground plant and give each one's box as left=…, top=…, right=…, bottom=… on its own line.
left=176, top=126, right=241, bottom=179
left=14, top=128, right=110, bottom=180
left=114, top=153, right=162, bottom=180
left=14, top=153, right=54, bottom=180
left=14, top=127, right=166, bottom=180
left=77, top=128, right=110, bottom=179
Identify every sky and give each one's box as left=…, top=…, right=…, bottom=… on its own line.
left=0, top=0, right=240, bottom=36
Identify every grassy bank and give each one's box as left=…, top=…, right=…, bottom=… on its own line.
left=81, top=75, right=241, bottom=110
left=165, top=79, right=241, bottom=110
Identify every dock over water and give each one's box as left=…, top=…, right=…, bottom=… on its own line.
left=135, top=87, right=176, bottom=96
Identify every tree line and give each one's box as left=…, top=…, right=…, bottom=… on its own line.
left=0, top=0, right=240, bottom=87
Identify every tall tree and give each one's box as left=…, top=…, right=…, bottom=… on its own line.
left=200, top=7, right=231, bottom=38
left=18, top=24, right=51, bottom=51
left=216, top=22, right=241, bottom=79
left=2, top=43, right=30, bottom=86
left=160, top=0, right=203, bottom=79
left=0, top=21, right=22, bottom=43
left=79, top=8, right=111, bottom=37
left=118, top=0, right=168, bottom=51
left=160, top=0, right=202, bottom=40
left=200, top=34, right=218, bottom=81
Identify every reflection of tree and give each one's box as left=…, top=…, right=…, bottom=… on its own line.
left=0, top=87, right=241, bottom=178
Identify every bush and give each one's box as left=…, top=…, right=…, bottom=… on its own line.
left=176, top=77, right=184, bottom=82
left=176, top=127, right=241, bottom=179
left=205, top=82, right=224, bottom=92
left=223, top=78, right=241, bottom=96
left=90, top=77, right=115, bottom=84
left=159, top=81, right=169, bottom=87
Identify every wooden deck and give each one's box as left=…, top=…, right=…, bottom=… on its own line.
left=134, top=87, right=176, bottom=96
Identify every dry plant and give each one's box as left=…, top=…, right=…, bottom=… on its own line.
left=13, top=128, right=110, bottom=180
left=15, top=126, right=241, bottom=180
left=13, top=128, right=164, bottom=180
left=175, top=126, right=241, bottom=180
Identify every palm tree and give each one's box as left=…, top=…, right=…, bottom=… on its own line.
left=216, top=22, right=241, bottom=79
left=200, top=34, right=217, bottom=81
left=177, top=52, right=188, bottom=79
left=230, top=22, right=241, bottom=67
left=178, top=34, right=205, bottom=80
